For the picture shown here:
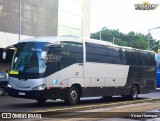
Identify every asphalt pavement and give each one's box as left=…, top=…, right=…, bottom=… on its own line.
left=0, top=90, right=160, bottom=112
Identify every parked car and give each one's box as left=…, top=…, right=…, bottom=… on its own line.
left=0, top=72, right=8, bottom=96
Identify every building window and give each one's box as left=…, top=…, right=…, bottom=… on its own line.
left=58, top=25, right=81, bottom=36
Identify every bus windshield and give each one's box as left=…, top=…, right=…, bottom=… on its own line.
left=10, top=42, right=47, bottom=75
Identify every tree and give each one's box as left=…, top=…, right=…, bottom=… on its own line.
left=90, top=28, right=159, bottom=52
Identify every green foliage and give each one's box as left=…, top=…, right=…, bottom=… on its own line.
left=90, top=28, right=160, bottom=52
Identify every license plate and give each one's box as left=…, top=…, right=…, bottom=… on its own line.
left=19, top=92, right=25, bottom=96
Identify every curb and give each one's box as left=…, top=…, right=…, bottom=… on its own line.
left=35, top=98, right=160, bottom=113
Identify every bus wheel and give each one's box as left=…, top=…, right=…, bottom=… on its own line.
left=36, top=98, right=47, bottom=103
left=130, top=85, right=138, bottom=100
left=65, top=86, right=80, bottom=105
left=0, top=87, right=5, bottom=96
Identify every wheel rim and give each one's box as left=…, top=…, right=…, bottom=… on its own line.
left=0, top=88, right=4, bottom=95
left=70, top=90, right=77, bottom=101
left=132, top=87, right=138, bottom=99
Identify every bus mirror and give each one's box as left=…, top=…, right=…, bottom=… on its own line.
left=2, top=45, right=16, bottom=60
left=2, top=51, right=6, bottom=60
left=41, top=51, right=47, bottom=60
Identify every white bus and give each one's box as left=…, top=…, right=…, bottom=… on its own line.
left=3, top=36, right=156, bottom=104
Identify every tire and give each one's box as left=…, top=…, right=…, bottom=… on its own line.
left=36, top=98, right=47, bottom=103
left=65, top=86, right=80, bottom=105
left=130, top=85, right=138, bottom=100
left=0, top=87, right=5, bottom=96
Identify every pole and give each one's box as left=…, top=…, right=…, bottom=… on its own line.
left=18, top=0, right=21, bottom=41
left=113, top=37, right=115, bottom=44
left=148, top=30, right=150, bottom=50
left=99, top=27, right=107, bottom=40
left=100, top=30, right=101, bottom=40
left=147, top=27, right=160, bottom=50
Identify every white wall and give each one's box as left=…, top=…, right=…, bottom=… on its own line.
left=0, top=31, right=33, bottom=48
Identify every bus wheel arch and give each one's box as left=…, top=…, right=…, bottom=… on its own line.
left=71, top=84, right=82, bottom=97
left=65, top=84, right=81, bottom=105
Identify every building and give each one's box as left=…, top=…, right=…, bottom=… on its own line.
left=0, top=0, right=90, bottom=72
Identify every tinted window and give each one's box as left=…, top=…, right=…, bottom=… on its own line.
left=125, top=50, right=156, bottom=66
left=60, top=41, right=83, bottom=69
left=86, top=42, right=122, bottom=64
left=45, top=41, right=83, bottom=76
left=125, top=50, right=138, bottom=65
left=105, top=45, right=122, bottom=64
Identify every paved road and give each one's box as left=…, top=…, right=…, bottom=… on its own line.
left=0, top=90, right=159, bottom=112
left=4, top=99, right=160, bottom=121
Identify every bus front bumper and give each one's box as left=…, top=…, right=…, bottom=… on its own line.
left=7, top=87, right=69, bottom=100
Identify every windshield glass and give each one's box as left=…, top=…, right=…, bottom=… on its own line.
left=10, top=42, right=47, bottom=75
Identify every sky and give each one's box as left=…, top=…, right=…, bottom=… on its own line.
left=90, top=0, right=160, bottom=40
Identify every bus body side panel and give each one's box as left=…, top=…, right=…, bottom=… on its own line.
left=84, top=62, right=129, bottom=86
left=81, top=62, right=130, bottom=97
left=81, top=63, right=156, bottom=97
left=45, top=63, right=84, bottom=99
left=46, top=63, right=84, bottom=88
left=123, top=65, right=156, bottom=95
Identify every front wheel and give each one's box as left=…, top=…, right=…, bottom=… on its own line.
left=65, top=86, right=80, bottom=105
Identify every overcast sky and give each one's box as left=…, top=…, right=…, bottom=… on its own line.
left=90, top=0, right=160, bottom=40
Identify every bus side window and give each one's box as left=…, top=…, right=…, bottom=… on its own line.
left=105, top=46, right=121, bottom=64
left=86, top=42, right=122, bottom=65
left=150, top=53, right=156, bottom=66
left=86, top=42, right=105, bottom=63
left=118, top=48, right=127, bottom=65
left=125, top=50, right=139, bottom=66
left=60, top=42, right=83, bottom=70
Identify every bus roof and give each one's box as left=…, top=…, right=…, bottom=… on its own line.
left=18, top=35, right=154, bottom=53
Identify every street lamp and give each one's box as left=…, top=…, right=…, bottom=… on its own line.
left=100, top=27, right=107, bottom=40
left=148, top=27, right=160, bottom=50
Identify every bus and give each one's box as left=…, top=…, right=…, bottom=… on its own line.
left=2, top=36, right=156, bottom=104
left=156, top=54, right=160, bottom=87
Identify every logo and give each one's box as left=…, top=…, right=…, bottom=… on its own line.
left=1, top=113, right=42, bottom=119
left=2, top=113, right=12, bottom=118
left=46, top=54, right=62, bottom=63
left=134, top=2, right=159, bottom=10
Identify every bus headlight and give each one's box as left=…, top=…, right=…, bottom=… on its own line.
left=32, top=84, right=46, bottom=91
